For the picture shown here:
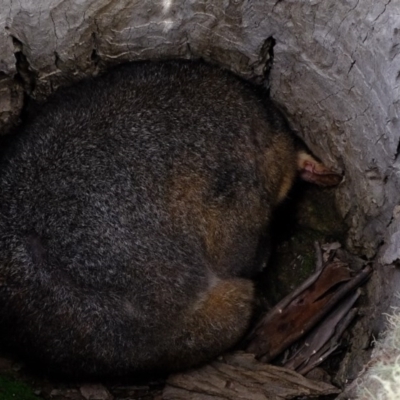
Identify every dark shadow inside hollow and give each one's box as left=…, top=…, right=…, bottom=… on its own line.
left=256, top=180, right=348, bottom=303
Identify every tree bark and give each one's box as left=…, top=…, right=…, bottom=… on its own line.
left=162, top=352, right=340, bottom=400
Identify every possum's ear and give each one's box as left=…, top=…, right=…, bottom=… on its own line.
left=297, top=151, right=343, bottom=186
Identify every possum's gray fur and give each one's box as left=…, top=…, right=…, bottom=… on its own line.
left=0, top=60, right=305, bottom=376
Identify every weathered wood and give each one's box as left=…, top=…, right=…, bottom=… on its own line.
left=246, top=259, right=371, bottom=363
left=163, top=352, right=340, bottom=400
left=284, top=294, right=360, bottom=374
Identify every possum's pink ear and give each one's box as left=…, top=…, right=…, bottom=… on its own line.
left=297, top=151, right=343, bottom=186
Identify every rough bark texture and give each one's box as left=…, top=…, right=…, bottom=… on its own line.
left=1, top=0, right=400, bottom=395
left=162, top=352, right=340, bottom=400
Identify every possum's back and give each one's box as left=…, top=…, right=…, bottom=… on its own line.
left=0, top=61, right=293, bottom=374
left=0, top=61, right=278, bottom=288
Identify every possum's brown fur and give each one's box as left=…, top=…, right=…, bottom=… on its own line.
left=0, top=60, right=322, bottom=376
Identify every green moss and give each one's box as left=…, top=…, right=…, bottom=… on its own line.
left=260, top=183, right=347, bottom=305
left=0, top=376, right=38, bottom=400
left=295, top=186, right=346, bottom=236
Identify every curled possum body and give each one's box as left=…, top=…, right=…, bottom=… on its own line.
left=0, top=60, right=341, bottom=376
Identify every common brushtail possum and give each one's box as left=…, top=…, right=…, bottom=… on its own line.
left=0, top=60, right=340, bottom=376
